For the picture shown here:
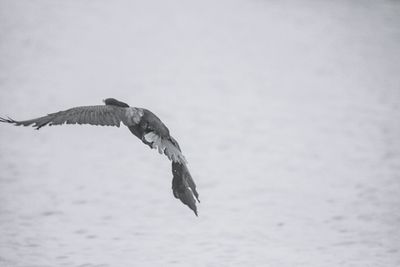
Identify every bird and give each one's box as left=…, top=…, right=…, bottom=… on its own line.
left=0, top=98, right=200, bottom=216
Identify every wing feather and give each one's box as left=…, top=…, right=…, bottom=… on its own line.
left=141, top=131, right=199, bottom=215
left=144, top=132, right=187, bottom=164
left=172, top=161, right=200, bottom=216
left=0, top=105, right=128, bottom=129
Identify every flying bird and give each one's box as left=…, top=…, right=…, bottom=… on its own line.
left=0, top=98, right=200, bottom=216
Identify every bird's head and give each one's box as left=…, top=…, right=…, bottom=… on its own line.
left=103, top=98, right=130, bottom=108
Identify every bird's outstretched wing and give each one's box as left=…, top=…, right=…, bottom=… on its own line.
left=0, top=105, right=128, bottom=129
left=134, top=128, right=200, bottom=215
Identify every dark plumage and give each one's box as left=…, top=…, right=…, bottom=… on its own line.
left=0, top=98, right=199, bottom=216
left=104, top=98, right=129, bottom=108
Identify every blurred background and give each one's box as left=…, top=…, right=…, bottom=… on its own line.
left=0, top=0, right=399, bottom=266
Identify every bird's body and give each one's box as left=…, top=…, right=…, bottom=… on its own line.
left=0, top=98, right=199, bottom=215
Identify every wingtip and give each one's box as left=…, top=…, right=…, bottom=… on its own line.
left=186, top=200, right=198, bottom=217
left=171, top=161, right=200, bottom=217
left=0, top=116, right=15, bottom=124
